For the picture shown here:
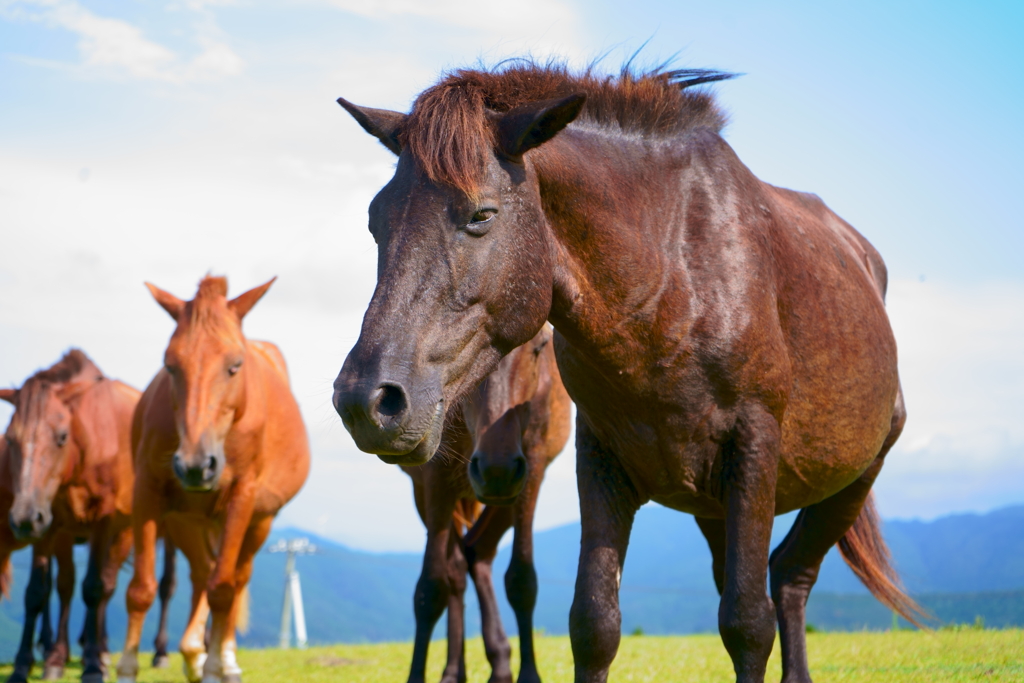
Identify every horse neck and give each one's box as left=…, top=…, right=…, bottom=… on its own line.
left=231, top=340, right=267, bottom=436
left=535, top=128, right=700, bottom=352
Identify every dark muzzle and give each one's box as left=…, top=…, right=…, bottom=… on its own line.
left=468, top=451, right=528, bottom=505
left=173, top=452, right=221, bottom=491
left=9, top=503, right=52, bottom=541
left=332, top=376, right=444, bottom=465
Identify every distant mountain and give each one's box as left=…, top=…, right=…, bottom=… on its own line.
left=0, top=504, right=1021, bottom=661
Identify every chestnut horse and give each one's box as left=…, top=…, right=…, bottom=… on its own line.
left=117, top=276, right=310, bottom=683
left=401, top=326, right=570, bottom=683
left=0, top=437, right=77, bottom=683
left=333, top=62, right=924, bottom=683
left=0, top=350, right=148, bottom=683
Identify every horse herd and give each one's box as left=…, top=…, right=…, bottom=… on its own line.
left=2, top=60, right=924, bottom=683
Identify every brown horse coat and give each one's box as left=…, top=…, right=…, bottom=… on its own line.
left=117, top=276, right=309, bottom=683
left=0, top=350, right=140, bottom=683
left=401, top=326, right=570, bottom=683
left=333, top=62, right=921, bottom=683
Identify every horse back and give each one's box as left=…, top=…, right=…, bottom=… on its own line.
left=70, top=378, right=141, bottom=518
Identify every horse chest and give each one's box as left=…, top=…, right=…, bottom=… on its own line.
left=557, top=342, right=734, bottom=512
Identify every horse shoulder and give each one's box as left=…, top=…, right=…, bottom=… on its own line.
left=246, top=341, right=309, bottom=508
left=132, top=370, right=178, bottom=475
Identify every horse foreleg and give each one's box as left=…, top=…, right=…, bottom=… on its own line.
left=465, top=506, right=514, bottom=683
left=569, top=424, right=641, bottom=683
left=770, top=393, right=905, bottom=683
left=43, top=534, right=75, bottom=680
left=38, top=556, right=53, bottom=659
left=116, top=490, right=160, bottom=683
left=7, top=544, right=52, bottom=683
left=507, top=457, right=548, bottom=683
left=167, top=518, right=213, bottom=683
left=408, top=491, right=459, bottom=683
left=717, top=407, right=780, bottom=683
left=218, top=514, right=273, bottom=683
left=202, top=484, right=256, bottom=683
left=153, top=536, right=178, bottom=668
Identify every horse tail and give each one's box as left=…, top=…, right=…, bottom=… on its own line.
left=837, top=492, right=928, bottom=628
left=235, top=584, right=251, bottom=635
left=0, top=556, right=11, bottom=600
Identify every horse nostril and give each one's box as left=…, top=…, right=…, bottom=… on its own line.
left=375, top=384, right=408, bottom=419
left=207, top=456, right=217, bottom=473
left=35, top=511, right=44, bottom=525
left=469, top=455, right=483, bottom=481
left=514, top=457, right=527, bottom=482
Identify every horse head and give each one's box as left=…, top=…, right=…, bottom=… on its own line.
left=332, top=77, right=584, bottom=465
left=461, top=327, right=553, bottom=504
left=0, top=350, right=99, bottom=540
left=146, top=275, right=274, bottom=492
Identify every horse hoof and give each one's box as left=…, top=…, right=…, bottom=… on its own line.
left=201, top=676, right=224, bottom=683
left=42, top=666, right=64, bottom=681
left=223, top=675, right=242, bottom=683
left=5, top=671, right=29, bottom=683
left=152, top=653, right=170, bottom=669
left=81, top=672, right=106, bottom=683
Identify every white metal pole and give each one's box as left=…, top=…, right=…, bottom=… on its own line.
left=290, top=569, right=307, bottom=649
left=279, top=550, right=296, bottom=648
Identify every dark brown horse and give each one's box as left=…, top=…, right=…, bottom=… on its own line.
left=401, top=326, right=570, bottom=683
left=0, top=350, right=154, bottom=683
left=117, top=276, right=310, bottom=683
left=333, top=62, right=924, bottom=683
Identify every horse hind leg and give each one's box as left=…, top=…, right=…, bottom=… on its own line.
left=43, top=535, right=75, bottom=680
left=769, top=392, right=907, bottom=683
left=440, top=531, right=470, bottom=683
left=153, top=537, right=178, bottom=668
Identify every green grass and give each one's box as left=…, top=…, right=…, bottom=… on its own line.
left=4, top=630, right=1021, bottom=682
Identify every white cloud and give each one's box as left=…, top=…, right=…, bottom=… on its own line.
left=324, top=0, right=574, bottom=31
left=875, top=279, right=1024, bottom=519
left=1, top=0, right=243, bottom=83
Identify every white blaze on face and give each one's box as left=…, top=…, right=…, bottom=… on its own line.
left=616, top=566, right=622, bottom=590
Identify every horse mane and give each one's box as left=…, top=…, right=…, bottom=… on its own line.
left=31, top=349, right=101, bottom=387
left=12, top=350, right=102, bottom=421
left=401, top=60, right=736, bottom=194
left=185, top=275, right=243, bottom=343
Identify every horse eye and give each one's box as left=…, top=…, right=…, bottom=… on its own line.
left=470, top=209, right=497, bottom=224
left=55, top=431, right=68, bottom=447
left=463, top=209, right=497, bottom=236
left=228, top=362, right=242, bottom=376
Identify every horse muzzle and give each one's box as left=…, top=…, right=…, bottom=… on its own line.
left=9, top=503, right=53, bottom=541
left=468, top=451, right=528, bottom=505
left=173, top=451, right=223, bottom=492
left=333, top=376, right=445, bottom=465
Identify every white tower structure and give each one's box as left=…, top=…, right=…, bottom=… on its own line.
left=267, top=537, right=317, bottom=649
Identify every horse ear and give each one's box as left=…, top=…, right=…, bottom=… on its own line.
left=337, top=97, right=406, bottom=156
left=145, top=283, right=185, bottom=320
left=0, top=389, right=16, bottom=405
left=498, top=93, right=586, bottom=159
left=228, top=277, right=276, bottom=320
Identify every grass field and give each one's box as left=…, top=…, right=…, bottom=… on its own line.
left=4, top=630, right=1021, bottom=682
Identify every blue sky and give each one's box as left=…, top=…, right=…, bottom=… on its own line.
left=1, top=0, right=1022, bottom=550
